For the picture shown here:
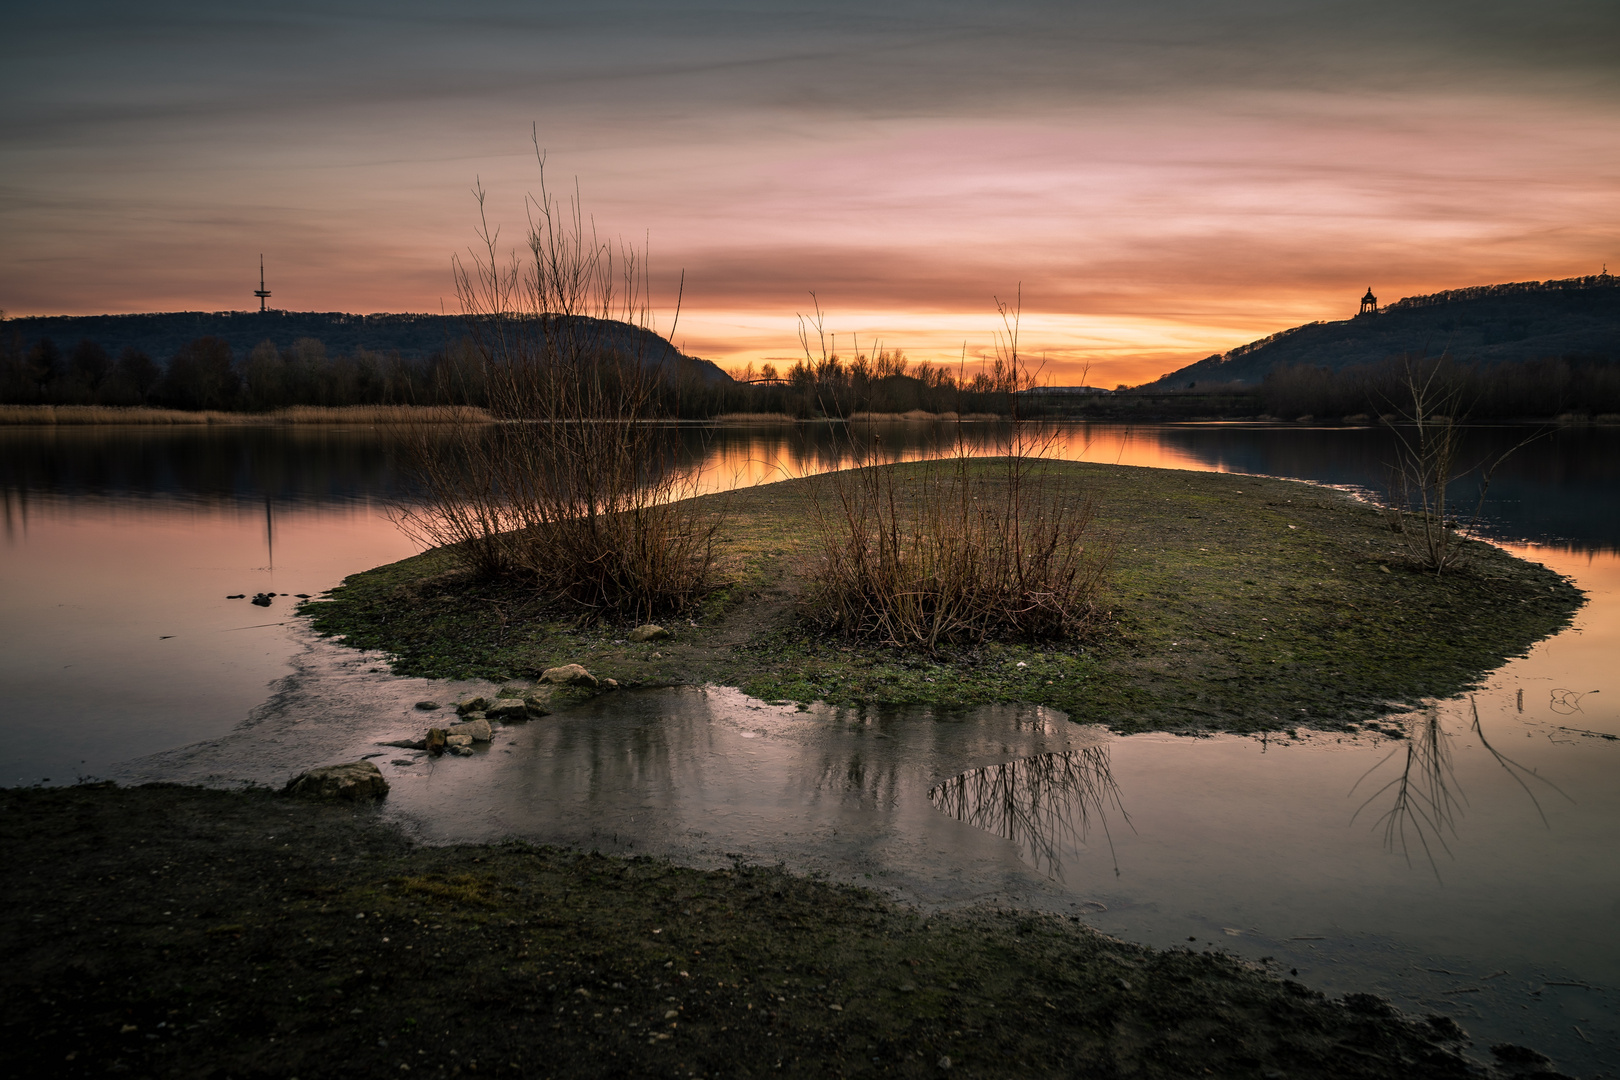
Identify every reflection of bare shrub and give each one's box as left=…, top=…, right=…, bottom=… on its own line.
left=802, top=297, right=1112, bottom=648
left=1350, top=711, right=1462, bottom=879
left=395, top=145, right=721, bottom=621
left=930, top=748, right=1129, bottom=878
left=1349, top=697, right=1572, bottom=881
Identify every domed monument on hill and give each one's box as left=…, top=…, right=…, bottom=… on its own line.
left=1357, top=287, right=1378, bottom=317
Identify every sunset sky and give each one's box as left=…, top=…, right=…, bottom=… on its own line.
left=4, top=1, right=1617, bottom=385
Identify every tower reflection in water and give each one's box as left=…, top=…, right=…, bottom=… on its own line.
left=928, top=746, right=1131, bottom=879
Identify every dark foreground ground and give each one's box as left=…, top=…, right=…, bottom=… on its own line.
left=0, top=785, right=1574, bottom=1080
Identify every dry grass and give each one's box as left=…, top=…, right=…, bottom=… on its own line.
left=802, top=454, right=1113, bottom=648
left=274, top=405, right=491, bottom=424
left=0, top=404, right=492, bottom=425
left=801, top=297, right=1113, bottom=649
left=0, top=405, right=235, bottom=425
left=845, top=410, right=1002, bottom=422
left=710, top=411, right=799, bottom=422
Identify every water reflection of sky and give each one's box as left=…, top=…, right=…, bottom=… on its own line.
left=5, top=420, right=1616, bottom=549
left=3, top=421, right=1617, bottom=1073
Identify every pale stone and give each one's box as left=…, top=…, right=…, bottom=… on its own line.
left=444, top=733, right=473, bottom=748
left=445, top=718, right=493, bottom=743
left=540, top=664, right=598, bottom=688
left=283, top=761, right=389, bottom=802
left=628, top=624, right=669, bottom=643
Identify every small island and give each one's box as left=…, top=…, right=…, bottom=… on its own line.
left=304, top=460, right=1584, bottom=736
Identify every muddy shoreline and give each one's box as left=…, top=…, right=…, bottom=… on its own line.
left=0, top=784, right=1575, bottom=1079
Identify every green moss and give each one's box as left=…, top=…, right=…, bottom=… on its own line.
left=302, top=461, right=1584, bottom=733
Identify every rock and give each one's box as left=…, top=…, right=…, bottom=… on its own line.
left=444, top=733, right=473, bottom=749
left=449, top=744, right=474, bottom=756
left=251, top=594, right=272, bottom=607
left=390, top=759, right=416, bottom=767
left=414, top=701, right=440, bottom=711
left=541, top=664, right=598, bottom=688
left=380, top=739, right=427, bottom=750
left=426, top=728, right=447, bottom=755
left=445, top=718, right=492, bottom=743
left=455, top=695, right=491, bottom=715
left=602, top=678, right=619, bottom=690
left=465, top=711, right=487, bottom=721
left=628, top=624, right=670, bottom=643
left=485, top=698, right=528, bottom=721
left=226, top=594, right=245, bottom=599
left=283, top=761, right=389, bottom=802
left=497, top=685, right=534, bottom=699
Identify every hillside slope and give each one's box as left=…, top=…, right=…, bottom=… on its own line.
left=1148, top=274, right=1620, bottom=388
left=2, top=310, right=732, bottom=383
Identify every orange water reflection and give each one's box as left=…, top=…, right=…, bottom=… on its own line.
left=687, top=420, right=1224, bottom=494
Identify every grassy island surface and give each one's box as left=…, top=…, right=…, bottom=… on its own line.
left=0, top=784, right=1512, bottom=1079
left=305, top=460, right=1584, bottom=735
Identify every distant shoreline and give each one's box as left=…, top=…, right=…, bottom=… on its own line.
left=0, top=404, right=492, bottom=425
left=5, top=402, right=1617, bottom=427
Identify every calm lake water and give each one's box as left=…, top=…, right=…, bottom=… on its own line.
left=3, top=420, right=1617, bottom=1075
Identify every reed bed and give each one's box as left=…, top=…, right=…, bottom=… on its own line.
left=275, top=405, right=492, bottom=424
left=0, top=404, right=237, bottom=425
left=0, top=403, right=492, bottom=425
left=710, top=411, right=799, bottom=423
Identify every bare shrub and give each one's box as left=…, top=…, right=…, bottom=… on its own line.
left=395, top=141, right=721, bottom=621
left=1383, top=355, right=1541, bottom=574
left=800, top=293, right=1113, bottom=648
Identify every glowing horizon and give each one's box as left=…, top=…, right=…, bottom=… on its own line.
left=4, top=3, right=1617, bottom=387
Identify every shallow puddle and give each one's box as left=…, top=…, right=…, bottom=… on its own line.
left=118, top=563, right=1619, bottom=1074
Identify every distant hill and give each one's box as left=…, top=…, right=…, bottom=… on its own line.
left=1144, top=274, right=1620, bottom=388
left=0, top=310, right=732, bottom=383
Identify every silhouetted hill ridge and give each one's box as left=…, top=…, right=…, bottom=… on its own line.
left=1145, top=274, right=1620, bottom=388
left=1, top=310, right=732, bottom=383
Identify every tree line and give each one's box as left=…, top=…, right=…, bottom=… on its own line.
left=0, top=330, right=1028, bottom=417
left=704, top=348, right=1023, bottom=417
left=0, top=333, right=493, bottom=411
left=1261, top=354, right=1620, bottom=420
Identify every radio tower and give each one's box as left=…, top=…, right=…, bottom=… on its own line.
left=254, top=255, right=271, bottom=312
